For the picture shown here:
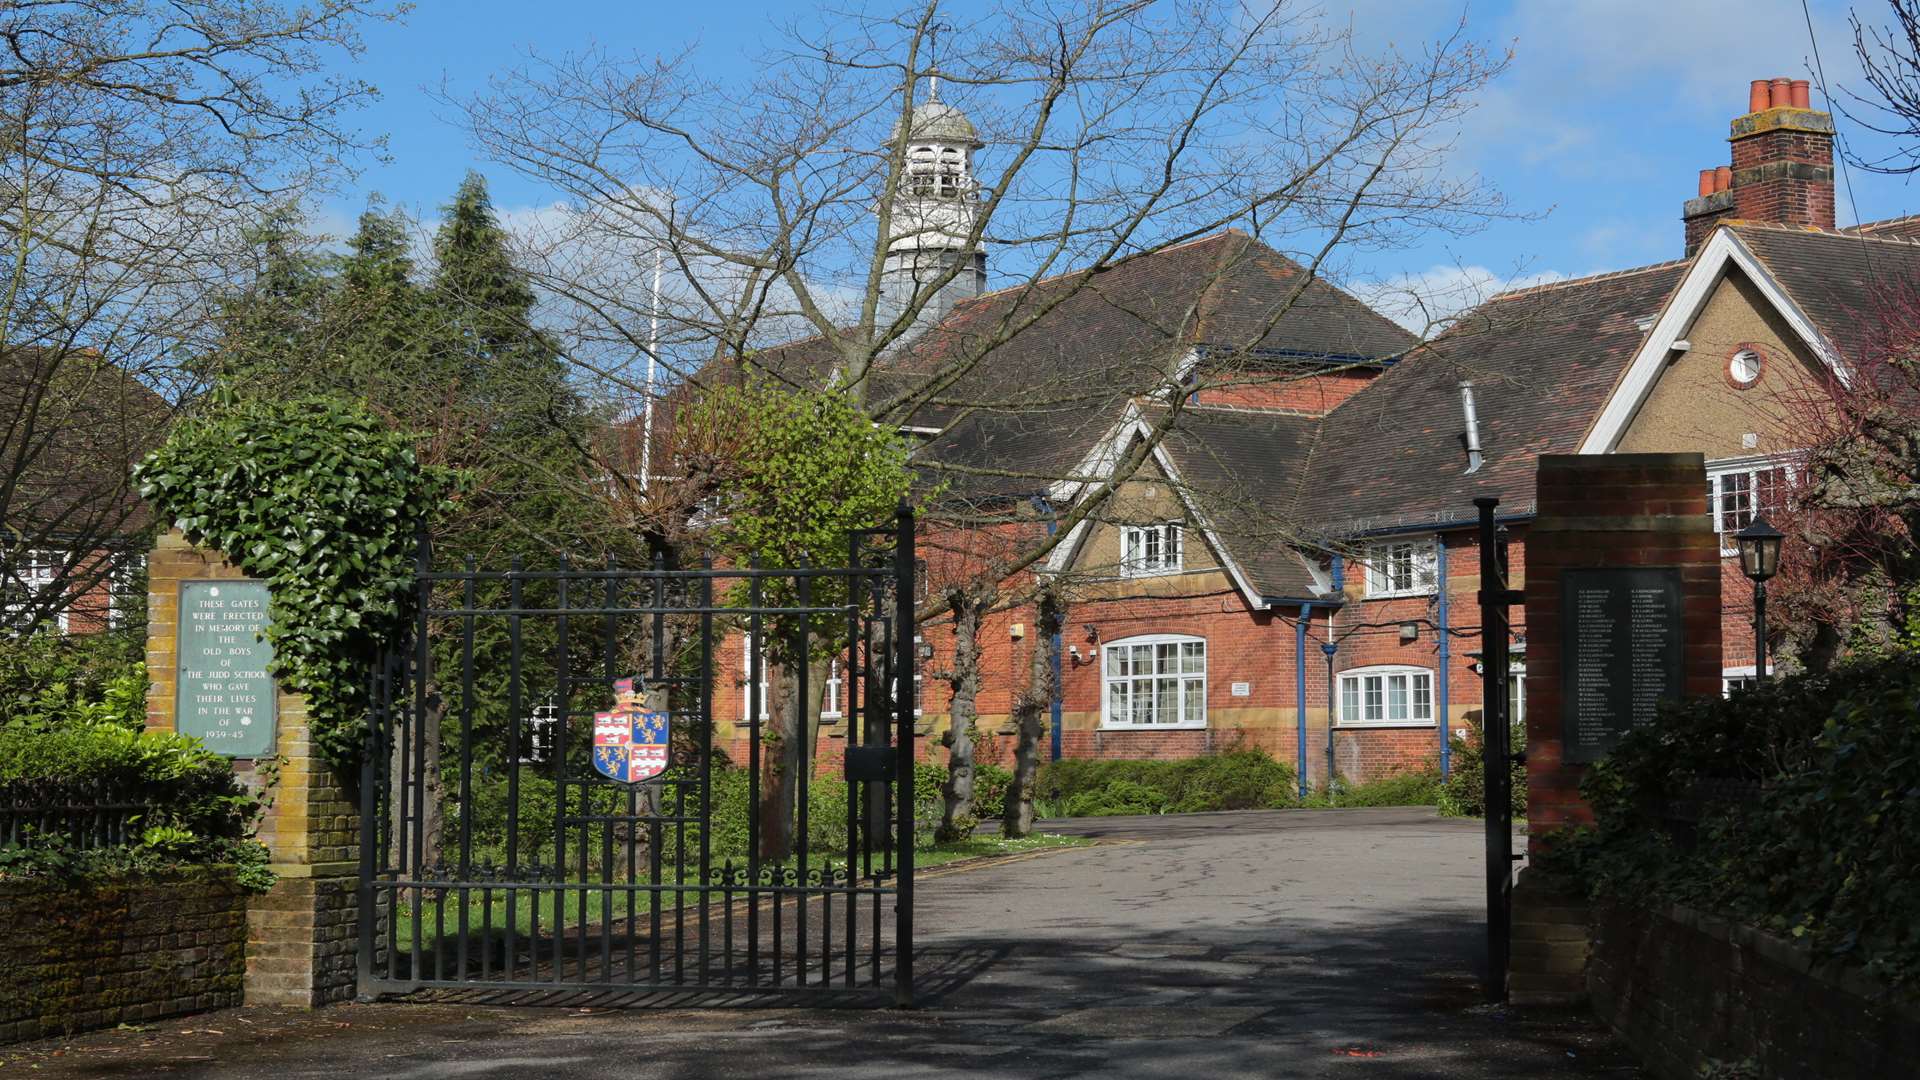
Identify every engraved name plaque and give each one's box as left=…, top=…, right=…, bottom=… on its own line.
left=1559, top=567, right=1684, bottom=764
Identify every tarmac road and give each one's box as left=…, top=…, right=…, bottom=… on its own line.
left=5, top=807, right=1640, bottom=1079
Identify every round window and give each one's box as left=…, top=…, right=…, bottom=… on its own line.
left=1728, top=348, right=1762, bottom=386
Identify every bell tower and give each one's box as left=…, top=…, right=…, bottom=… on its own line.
left=878, top=77, right=986, bottom=339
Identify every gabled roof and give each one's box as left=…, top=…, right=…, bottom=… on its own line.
left=1152, top=405, right=1328, bottom=601
left=1726, top=221, right=1920, bottom=367
left=892, top=231, right=1413, bottom=504
left=1301, top=260, right=1689, bottom=534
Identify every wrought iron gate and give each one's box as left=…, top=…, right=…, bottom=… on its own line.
left=357, top=512, right=918, bottom=1004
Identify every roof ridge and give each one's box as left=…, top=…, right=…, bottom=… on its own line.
left=951, top=230, right=1243, bottom=309
left=1845, top=211, right=1920, bottom=234
left=1732, top=217, right=1920, bottom=248
left=1489, top=258, right=1689, bottom=302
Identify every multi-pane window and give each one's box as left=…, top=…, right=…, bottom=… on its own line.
left=1708, top=462, right=1791, bottom=553
left=1102, top=635, right=1206, bottom=728
left=1338, top=666, right=1435, bottom=725
left=108, top=553, right=146, bottom=629
left=2, top=550, right=66, bottom=631
left=1120, top=523, right=1183, bottom=577
left=1363, top=539, right=1437, bottom=598
left=745, top=636, right=914, bottom=719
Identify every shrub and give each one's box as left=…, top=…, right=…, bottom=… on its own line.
left=0, top=722, right=270, bottom=887
left=1437, top=716, right=1526, bottom=818
left=1550, top=657, right=1920, bottom=990
left=1311, top=769, right=1443, bottom=808
left=0, top=631, right=146, bottom=731
left=1035, top=750, right=1299, bottom=817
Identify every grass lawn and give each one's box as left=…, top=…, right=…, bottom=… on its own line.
left=396, top=831, right=1092, bottom=939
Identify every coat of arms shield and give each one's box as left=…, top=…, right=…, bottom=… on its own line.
left=592, top=676, right=669, bottom=784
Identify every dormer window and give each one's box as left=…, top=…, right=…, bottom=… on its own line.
left=1121, top=523, right=1183, bottom=577
left=1363, top=538, right=1437, bottom=599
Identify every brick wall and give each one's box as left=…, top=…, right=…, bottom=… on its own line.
left=1192, top=368, right=1378, bottom=413
left=145, top=530, right=361, bottom=1007
left=1589, top=901, right=1920, bottom=1080
left=1522, top=454, right=1722, bottom=839
left=0, top=870, right=248, bottom=1045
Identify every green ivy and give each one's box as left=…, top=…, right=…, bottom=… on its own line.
left=133, top=394, right=452, bottom=771
left=1547, top=657, right=1920, bottom=991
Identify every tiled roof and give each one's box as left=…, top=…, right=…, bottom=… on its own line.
left=1728, top=221, right=1920, bottom=366
left=889, top=231, right=1414, bottom=504
left=1300, top=260, right=1690, bottom=534
left=1, top=347, right=170, bottom=538
left=1151, top=405, right=1328, bottom=600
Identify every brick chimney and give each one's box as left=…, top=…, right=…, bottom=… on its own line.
left=1682, top=77, right=1835, bottom=255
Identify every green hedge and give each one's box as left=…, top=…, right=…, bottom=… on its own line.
left=0, top=723, right=271, bottom=888
left=1034, top=750, right=1299, bottom=816
left=1548, top=657, right=1920, bottom=990
left=1437, top=716, right=1526, bottom=818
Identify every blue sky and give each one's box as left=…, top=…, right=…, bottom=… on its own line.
left=333, top=0, right=1917, bottom=320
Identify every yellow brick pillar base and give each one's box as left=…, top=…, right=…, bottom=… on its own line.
left=1507, top=868, right=1592, bottom=1006
left=145, top=530, right=364, bottom=1008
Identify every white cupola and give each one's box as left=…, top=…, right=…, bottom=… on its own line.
left=879, top=77, right=986, bottom=339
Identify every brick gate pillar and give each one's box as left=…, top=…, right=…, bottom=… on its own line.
left=145, top=530, right=361, bottom=1007
left=1508, top=453, right=1722, bottom=1004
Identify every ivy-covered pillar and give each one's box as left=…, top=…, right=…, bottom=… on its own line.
left=145, top=529, right=362, bottom=1007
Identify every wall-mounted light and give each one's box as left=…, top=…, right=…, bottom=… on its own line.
left=917, top=641, right=936, bottom=661
left=1399, top=621, right=1420, bottom=642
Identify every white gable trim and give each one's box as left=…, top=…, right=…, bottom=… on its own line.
left=1040, top=409, right=1269, bottom=610
left=1578, top=229, right=1850, bottom=454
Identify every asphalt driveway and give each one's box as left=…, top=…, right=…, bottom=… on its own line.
left=5, top=807, right=1639, bottom=1078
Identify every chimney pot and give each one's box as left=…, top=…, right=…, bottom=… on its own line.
left=1770, top=77, right=1792, bottom=109
left=1698, top=169, right=1715, bottom=197
left=1791, top=79, right=1811, bottom=109
left=1749, top=79, right=1772, bottom=113
left=1715, top=165, right=1733, bottom=193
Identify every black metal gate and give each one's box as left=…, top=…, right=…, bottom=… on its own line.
left=357, top=511, right=918, bottom=1005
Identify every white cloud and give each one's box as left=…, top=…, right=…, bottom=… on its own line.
left=1353, top=262, right=1570, bottom=336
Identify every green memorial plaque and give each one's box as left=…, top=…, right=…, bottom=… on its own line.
left=176, top=580, right=277, bottom=758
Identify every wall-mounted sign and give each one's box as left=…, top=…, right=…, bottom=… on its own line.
left=1230, top=681, right=1251, bottom=697
left=176, top=580, right=277, bottom=758
left=1560, top=567, right=1684, bottom=764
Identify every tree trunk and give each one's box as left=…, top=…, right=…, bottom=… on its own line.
left=936, top=589, right=989, bottom=843
left=755, top=659, right=800, bottom=863
left=1003, top=587, right=1063, bottom=839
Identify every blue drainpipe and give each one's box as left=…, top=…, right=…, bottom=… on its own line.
left=1436, top=537, right=1452, bottom=778
left=1031, top=494, right=1065, bottom=763
left=1295, top=602, right=1311, bottom=798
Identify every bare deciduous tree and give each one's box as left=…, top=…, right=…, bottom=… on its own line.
left=0, top=0, right=393, bottom=630
left=460, top=0, right=1514, bottom=841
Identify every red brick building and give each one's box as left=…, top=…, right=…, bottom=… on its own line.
left=702, top=76, right=1918, bottom=787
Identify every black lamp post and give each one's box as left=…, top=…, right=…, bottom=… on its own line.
left=1735, top=514, right=1785, bottom=683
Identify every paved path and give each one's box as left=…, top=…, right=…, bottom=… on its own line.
left=6, top=808, right=1639, bottom=1078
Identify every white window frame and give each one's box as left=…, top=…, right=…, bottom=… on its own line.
left=1707, top=457, right=1793, bottom=556
left=1099, top=633, right=1207, bottom=730
left=1337, top=665, right=1436, bottom=727
left=1363, top=538, right=1437, bottom=599
left=1120, top=522, right=1183, bottom=577
left=1720, top=664, right=1772, bottom=696
left=108, top=553, right=145, bottom=630
left=747, top=636, right=916, bottom=719
left=3, top=549, right=68, bottom=632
